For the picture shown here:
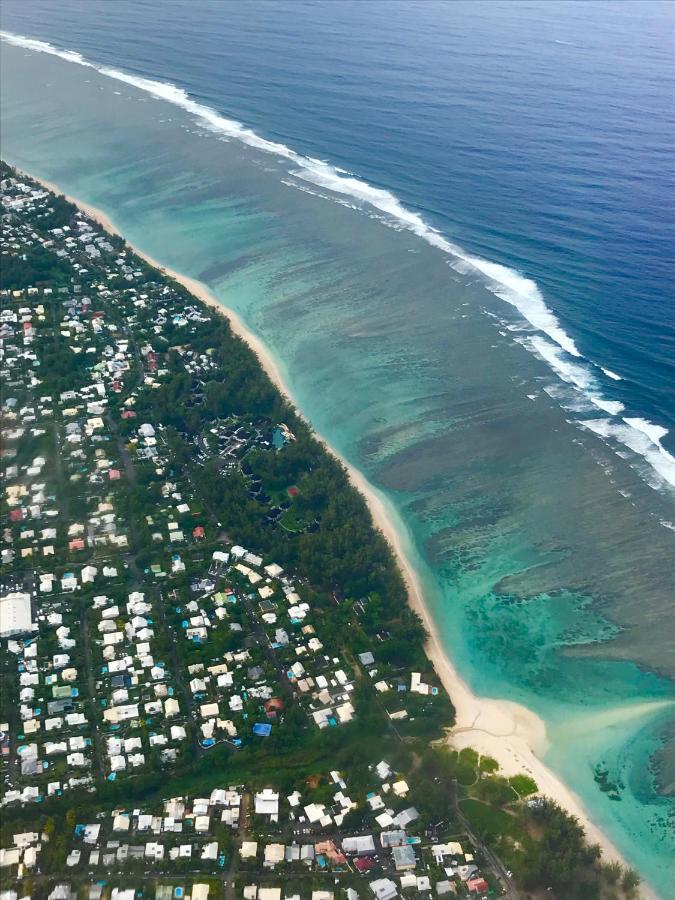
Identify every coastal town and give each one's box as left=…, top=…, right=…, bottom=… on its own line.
left=0, top=165, right=642, bottom=900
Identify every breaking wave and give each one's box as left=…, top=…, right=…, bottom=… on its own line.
left=2, top=29, right=673, bottom=493
left=580, top=418, right=675, bottom=491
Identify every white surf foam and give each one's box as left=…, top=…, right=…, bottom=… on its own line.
left=2, top=32, right=92, bottom=67
left=528, top=335, right=593, bottom=391
left=3, top=29, right=672, bottom=495
left=580, top=418, right=675, bottom=489
left=527, top=339, right=623, bottom=414
left=590, top=397, right=625, bottom=416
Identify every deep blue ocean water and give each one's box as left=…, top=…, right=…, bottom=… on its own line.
left=2, top=1, right=675, bottom=892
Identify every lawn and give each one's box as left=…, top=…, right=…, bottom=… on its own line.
left=460, top=798, right=516, bottom=839
left=278, top=507, right=310, bottom=532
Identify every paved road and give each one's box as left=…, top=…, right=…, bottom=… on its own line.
left=225, top=790, right=250, bottom=900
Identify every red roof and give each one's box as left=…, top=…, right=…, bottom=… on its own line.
left=354, top=857, right=375, bottom=872
left=264, top=698, right=284, bottom=717
left=193, top=526, right=205, bottom=539
left=108, top=469, right=121, bottom=481
left=467, top=878, right=489, bottom=893
left=9, top=509, right=24, bottom=522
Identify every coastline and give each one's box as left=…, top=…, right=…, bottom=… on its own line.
left=23, top=169, right=640, bottom=880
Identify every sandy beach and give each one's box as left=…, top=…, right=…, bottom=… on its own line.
left=24, top=169, right=641, bottom=880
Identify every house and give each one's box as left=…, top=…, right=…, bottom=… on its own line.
left=164, top=697, right=180, bottom=717
left=112, top=814, right=130, bottom=832
left=192, top=886, right=210, bottom=900
left=342, top=835, right=375, bottom=856
left=264, top=843, right=285, bottom=868
left=314, top=839, right=345, bottom=866
left=304, top=802, right=329, bottom=826
left=369, top=880, right=398, bottom=900
left=375, top=760, right=392, bottom=780
left=394, top=806, right=419, bottom=828
left=254, top=788, right=279, bottom=819
left=392, top=844, right=416, bottom=872
left=201, top=842, right=218, bottom=861
left=81, top=566, right=97, bottom=584
left=194, top=815, right=211, bottom=833
left=392, top=780, right=409, bottom=797
left=240, top=841, right=258, bottom=860
left=83, top=824, right=100, bottom=844
left=380, top=830, right=406, bottom=849
left=61, top=573, right=78, bottom=592
left=0, top=847, right=21, bottom=867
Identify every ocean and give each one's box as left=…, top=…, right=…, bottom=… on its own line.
left=1, top=0, right=674, bottom=892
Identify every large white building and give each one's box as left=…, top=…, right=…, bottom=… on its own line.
left=0, top=591, right=35, bottom=638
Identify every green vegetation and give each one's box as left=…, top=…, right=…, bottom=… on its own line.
left=418, top=746, right=640, bottom=899
left=460, top=798, right=515, bottom=838
left=509, top=773, right=538, bottom=797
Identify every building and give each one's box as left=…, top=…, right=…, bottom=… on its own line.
left=369, top=880, right=397, bottom=900
left=0, top=591, right=35, bottom=638
left=342, top=835, right=376, bottom=856
left=392, top=844, right=416, bottom=872
left=255, top=788, right=279, bottom=818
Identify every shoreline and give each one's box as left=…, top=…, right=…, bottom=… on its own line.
left=24, top=168, right=641, bottom=881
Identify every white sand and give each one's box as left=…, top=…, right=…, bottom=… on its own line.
left=24, top=170, right=649, bottom=885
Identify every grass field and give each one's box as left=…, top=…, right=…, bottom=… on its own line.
left=460, top=798, right=516, bottom=838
